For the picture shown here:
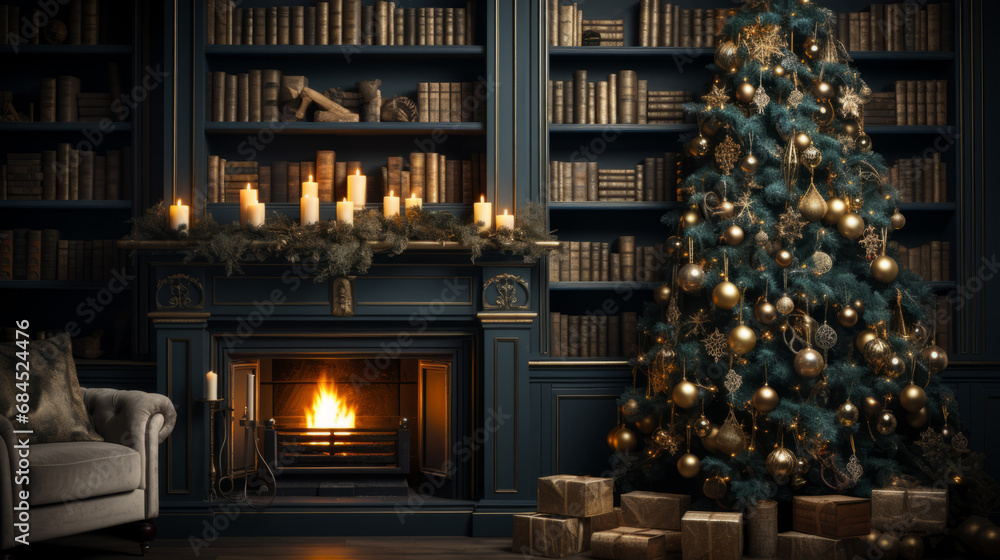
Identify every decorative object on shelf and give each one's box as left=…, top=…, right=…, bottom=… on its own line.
left=380, top=96, right=417, bottom=122
left=169, top=199, right=190, bottom=232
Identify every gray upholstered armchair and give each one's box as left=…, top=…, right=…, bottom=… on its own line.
left=1, top=388, right=176, bottom=555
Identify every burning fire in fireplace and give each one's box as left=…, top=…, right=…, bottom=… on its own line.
left=305, top=383, right=356, bottom=432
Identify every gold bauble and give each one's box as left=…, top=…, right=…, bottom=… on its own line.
left=716, top=200, right=736, bottom=220
left=891, top=211, right=907, bottom=230
left=838, top=212, right=866, bottom=240
left=815, top=81, right=835, bottom=100
left=923, top=345, right=949, bottom=374
left=844, top=119, right=860, bottom=138
left=957, top=517, right=991, bottom=546
left=672, top=380, right=699, bottom=409
left=823, top=197, right=848, bottom=224
left=940, top=424, right=955, bottom=440
left=702, top=115, right=723, bottom=137
left=755, top=300, right=778, bottom=325
left=909, top=322, right=930, bottom=347
left=714, top=40, right=741, bottom=73
left=864, top=530, right=881, bottom=547
left=793, top=348, right=826, bottom=378
left=652, top=428, right=671, bottom=447
left=612, top=426, right=640, bottom=453
left=666, top=236, right=684, bottom=254
left=876, top=410, right=898, bottom=435
left=766, top=447, right=797, bottom=481
left=856, top=132, right=873, bottom=152
left=876, top=532, right=900, bottom=560
left=906, top=407, right=929, bottom=428
left=863, top=338, right=893, bottom=372
left=636, top=414, right=659, bottom=433
left=885, top=354, right=906, bottom=378
left=728, top=325, right=757, bottom=355
left=852, top=299, right=866, bottom=316
left=753, top=384, right=780, bottom=414
left=694, top=415, right=712, bottom=438
left=686, top=135, right=712, bottom=158
left=837, top=401, right=860, bottom=426
left=677, top=453, right=702, bottom=478
left=679, top=263, right=706, bottom=294
left=794, top=457, right=811, bottom=475
left=871, top=255, right=900, bottom=283
left=773, top=64, right=787, bottom=78
left=837, top=306, right=859, bottom=327
left=898, top=534, right=924, bottom=560
left=740, top=153, right=759, bottom=174
left=717, top=417, right=747, bottom=456
left=813, top=99, right=835, bottom=127
left=682, top=208, right=703, bottom=228
left=654, top=283, right=672, bottom=307
left=712, top=280, right=741, bottom=310
left=701, top=424, right=720, bottom=453
left=703, top=475, right=728, bottom=500
left=775, top=249, right=794, bottom=267
left=622, top=398, right=641, bottom=417
left=798, top=182, right=829, bottom=221
left=803, top=36, right=821, bottom=58
left=776, top=295, right=795, bottom=315
left=723, top=224, right=745, bottom=246
left=794, top=132, right=812, bottom=151
left=801, top=145, right=824, bottom=171
left=736, top=81, right=757, bottom=103
left=856, top=329, right=878, bottom=352
left=862, top=396, right=882, bottom=418
left=607, top=424, right=623, bottom=449
left=975, top=524, right=1000, bottom=556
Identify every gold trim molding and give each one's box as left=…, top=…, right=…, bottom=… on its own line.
left=478, top=312, right=537, bottom=324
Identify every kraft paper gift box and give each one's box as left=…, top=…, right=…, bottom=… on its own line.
left=591, top=526, right=682, bottom=560
left=581, top=509, right=622, bottom=549
left=621, top=491, right=691, bottom=530
left=680, top=511, right=743, bottom=560
left=536, top=474, right=614, bottom=517
left=792, top=495, right=871, bottom=538
left=776, top=531, right=868, bottom=560
left=511, top=513, right=583, bottom=558
left=870, top=487, right=948, bottom=534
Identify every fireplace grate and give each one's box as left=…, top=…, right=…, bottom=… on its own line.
left=264, top=419, right=410, bottom=474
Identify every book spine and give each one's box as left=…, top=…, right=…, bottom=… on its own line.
left=637, top=79, right=648, bottom=124
left=78, top=150, right=94, bottom=200
left=291, top=5, right=305, bottom=45
left=639, top=0, right=650, bottom=47
left=237, top=73, right=249, bottom=122
left=330, top=0, right=343, bottom=44
left=572, top=70, right=587, bottom=124
left=317, top=150, right=336, bottom=202
left=262, top=69, right=281, bottom=122
left=26, top=230, right=41, bottom=281
left=406, top=8, right=417, bottom=45
left=562, top=81, right=573, bottom=124
left=450, top=82, right=461, bottom=123
left=617, top=70, right=638, bottom=124
left=343, top=0, right=359, bottom=45
left=936, top=80, right=947, bottom=125
left=425, top=153, right=439, bottom=203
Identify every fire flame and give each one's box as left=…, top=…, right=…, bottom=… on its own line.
left=305, top=384, right=356, bottom=429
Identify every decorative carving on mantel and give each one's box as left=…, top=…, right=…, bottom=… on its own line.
left=155, top=273, right=205, bottom=310
left=331, top=277, right=355, bottom=316
left=482, top=273, right=529, bottom=311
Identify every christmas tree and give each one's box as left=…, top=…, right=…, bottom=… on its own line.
left=608, top=0, right=964, bottom=508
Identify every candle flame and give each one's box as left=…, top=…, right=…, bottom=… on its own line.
left=246, top=183, right=251, bottom=189
left=480, top=195, right=485, bottom=203
left=503, top=209, right=508, bottom=215
left=355, top=170, right=360, bottom=175
left=343, top=197, right=348, bottom=202
left=177, top=199, right=182, bottom=205
left=389, top=190, right=394, bottom=197
left=411, top=193, right=417, bottom=199
left=309, top=175, right=313, bottom=182
left=304, top=194, right=309, bottom=198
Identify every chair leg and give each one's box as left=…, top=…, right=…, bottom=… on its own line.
left=134, top=520, right=157, bottom=556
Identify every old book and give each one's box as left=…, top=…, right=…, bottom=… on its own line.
left=450, top=82, right=461, bottom=122
left=617, top=70, right=638, bottom=124
left=343, top=0, right=360, bottom=45
left=407, top=152, right=426, bottom=199
left=333, top=161, right=347, bottom=201
left=578, top=241, right=591, bottom=282
left=572, top=70, right=588, bottom=124
left=56, top=76, right=80, bottom=122
left=425, top=152, right=439, bottom=203
left=40, top=150, right=56, bottom=200
left=286, top=162, right=301, bottom=200
left=40, top=229, right=58, bottom=281
left=206, top=0, right=215, bottom=44
left=256, top=165, right=271, bottom=203
left=637, top=79, right=648, bottom=124
left=417, top=82, right=429, bottom=122
left=223, top=73, right=237, bottom=121
left=558, top=4, right=574, bottom=46
left=328, top=0, right=342, bottom=44
left=917, top=80, right=927, bottom=125
left=936, top=80, right=947, bottom=125
left=894, top=81, right=905, bottom=124
left=428, top=82, right=440, bottom=121
left=24, top=230, right=41, bottom=281
left=679, top=7, right=691, bottom=48
left=551, top=81, right=564, bottom=124
left=261, top=69, right=281, bottom=122
left=39, top=78, right=56, bottom=122
left=562, top=80, right=574, bottom=124
left=55, top=143, right=71, bottom=200
left=275, top=6, right=289, bottom=45
left=460, top=81, right=473, bottom=122
left=942, top=2, right=953, bottom=50
left=905, top=80, right=916, bottom=125
left=385, top=156, right=403, bottom=197
left=638, top=0, right=651, bottom=47
left=316, top=150, right=335, bottom=202
left=567, top=241, right=581, bottom=282
left=77, top=150, right=94, bottom=200
left=206, top=155, right=220, bottom=203
left=634, top=164, right=644, bottom=201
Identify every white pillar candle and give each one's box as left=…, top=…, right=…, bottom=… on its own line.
left=248, top=202, right=266, bottom=227
left=405, top=192, right=423, bottom=213
left=239, top=184, right=258, bottom=228
left=496, top=208, right=514, bottom=230
left=246, top=373, right=255, bottom=422
left=347, top=170, right=366, bottom=206
left=300, top=194, right=319, bottom=225
left=383, top=189, right=400, bottom=217
left=473, top=195, right=492, bottom=233
left=302, top=174, right=318, bottom=199
left=169, top=199, right=190, bottom=231
left=206, top=371, right=218, bottom=401
left=337, top=197, right=355, bottom=225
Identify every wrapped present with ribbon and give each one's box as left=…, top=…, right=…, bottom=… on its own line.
left=776, top=531, right=868, bottom=560
left=591, top=526, right=682, bottom=560
left=745, top=499, right=779, bottom=558
left=582, top=509, right=622, bottom=549
left=537, top=475, right=614, bottom=517
left=621, top=491, right=691, bottom=530
left=792, top=495, right=871, bottom=538
left=681, top=511, right=743, bottom=560
left=871, top=487, right=948, bottom=534
left=511, top=513, right=583, bottom=558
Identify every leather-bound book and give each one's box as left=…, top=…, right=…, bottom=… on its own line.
left=617, top=70, right=637, bottom=124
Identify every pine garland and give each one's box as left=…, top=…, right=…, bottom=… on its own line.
left=129, top=202, right=557, bottom=281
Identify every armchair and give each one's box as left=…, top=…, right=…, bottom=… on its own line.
left=1, top=388, right=176, bottom=555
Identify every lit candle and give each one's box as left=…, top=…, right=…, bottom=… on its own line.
left=383, top=189, right=400, bottom=217
left=248, top=201, right=266, bottom=227
left=473, top=195, right=492, bottom=233
left=337, top=197, right=354, bottom=226
left=405, top=192, right=423, bottom=213
left=347, top=170, right=366, bottom=206
left=496, top=208, right=514, bottom=230
left=239, top=183, right=258, bottom=227
left=300, top=194, right=319, bottom=225
left=246, top=372, right=255, bottom=422
left=302, top=174, right=318, bottom=199
left=206, top=371, right=218, bottom=401
left=169, top=199, right=190, bottom=231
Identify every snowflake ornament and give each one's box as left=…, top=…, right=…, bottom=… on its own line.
left=704, top=328, right=730, bottom=362
left=684, top=309, right=711, bottom=338
left=859, top=226, right=882, bottom=260
left=838, top=85, right=863, bottom=118
left=724, top=368, right=743, bottom=394
left=777, top=207, right=808, bottom=243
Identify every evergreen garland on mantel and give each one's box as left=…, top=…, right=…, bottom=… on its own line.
left=129, top=201, right=557, bottom=281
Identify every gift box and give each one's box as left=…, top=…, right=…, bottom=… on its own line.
left=776, top=531, right=868, bottom=560
left=745, top=499, right=778, bottom=558
left=582, top=509, right=622, bottom=549
left=591, top=526, right=682, bottom=560
left=537, top=475, right=614, bottom=517
left=511, top=513, right=583, bottom=558
left=792, top=495, right=870, bottom=538
left=621, top=491, right=691, bottom=530
left=870, top=487, right=948, bottom=534
left=681, top=511, right=743, bottom=560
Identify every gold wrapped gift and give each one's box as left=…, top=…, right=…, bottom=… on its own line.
left=621, top=491, right=691, bottom=530
left=591, top=526, right=682, bottom=560
left=537, top=475, right=614, bottom=517
left=870, top=487, right=948, bottom=534
left=792, top=495, right=871, bottom=538
left=582, top=509, right=622, bottom=549
left=681, top=511, right=743, bottom=560
left=511, top=513, right=583, bottom=558
left=776, top=531, right=868, bottom=560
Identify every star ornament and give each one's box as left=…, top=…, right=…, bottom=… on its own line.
left=777, top=207, right=808, bottom=243
left=744, top=23, right=785, bottom=64
left=702, top=85, right=729, bottom=111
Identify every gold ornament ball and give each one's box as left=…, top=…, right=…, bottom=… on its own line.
left=957, top=517, right=990, bottom=546
left=714, top=40, right=741, bottom=73
left=740, top=153, right=759, bottom=174
left=876, top=533, right=901, bottom=560
left=636, top=414, right=659, bottom=433
left=736, top=81, right=757, bottom=103
left=753, top=384, right=780, bottom=414
left=837, top=401, right=861, bottom=427
left=703, top=475, right=728, bottom=500
left=712, top=280, right=741, bottom=310
left=755, top=300, right=778, bottom=325
left=801, top=145, right=824, bottom=170
left=652, top=428, right=672, bottom=447
left=862, top=396, right=882, bottom=418
left=815, top=81, right=836, bottom=100
left=702, top=115, right=723, bottom=137
left=838, top=212, right=866, bottom=240
left=864, top=338, right=893, bottom=372
left=766, top=446, right=798, bottom=481
left=673, top=379, right=700, bottom=409
left=701, top=424, right=720, bottom=453
left=666, top=236, right=684, bottom=254
left=824, top=197, right=849, bottom=224
left=899, top=534, right=924, bottom=560
left=776, top=295, right=795, bottom=315
left=975, top=524, right=1000, bottom=557
left=891, top=211, right=907, bottom=230
left=677, top=453, right=702, bottom=478
left=798, top=185, right=829, bottom=221
left=856, top=329, right=878, bottom=352
left=877, top=410, right=898, bottom=435
left=612, top=426, right=640, bottom=453
left=682, top=208, right=703, bottom=228
left=813, top=100, right=835, bottom=127
left=694, top=416, right=712, bottom=438
left=803, top=36, right=822, bottom=58
left=716, top=200, right=736, bottom=220
left=794, top=457, right=811, bottom=475
left=923, top=345, right=949, bottom=374
left=844, top=119, right=860, bottom=138
left=622, top=398, right=641, bottom=417
left=775, top=249, right=794, bottom=267
left=794, top=348, right=826, bottom=378
left=773, top=64, right=787, bottom=78
left=686, top=135, right=712, bottom=158
left=872, top=255, right=900, bottom=283
left=852, top=299, right=866, bottom=316
left=837, top=306, right=859, bottom=327
left=794, top=132, right=812, bottom=151
left=607, top=424, right=623, bottom=449
left=886, top=354, right=907, bottom=378
left=679, top=263, right=706, bottom=294
left=654, top=283, right=672, bottom=307
left=864, top=530, right=881, bottom=547
left=729, top=325, right=757, bottom=355
left=909, top=322, right=930, bottom=347
left=723, top=224, right=745, bottom=246
left=856, top=132, right=874, bottom=152
left=906, top=407, right=929, bottom=428
left=940, top=424, right=955, bottom=440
